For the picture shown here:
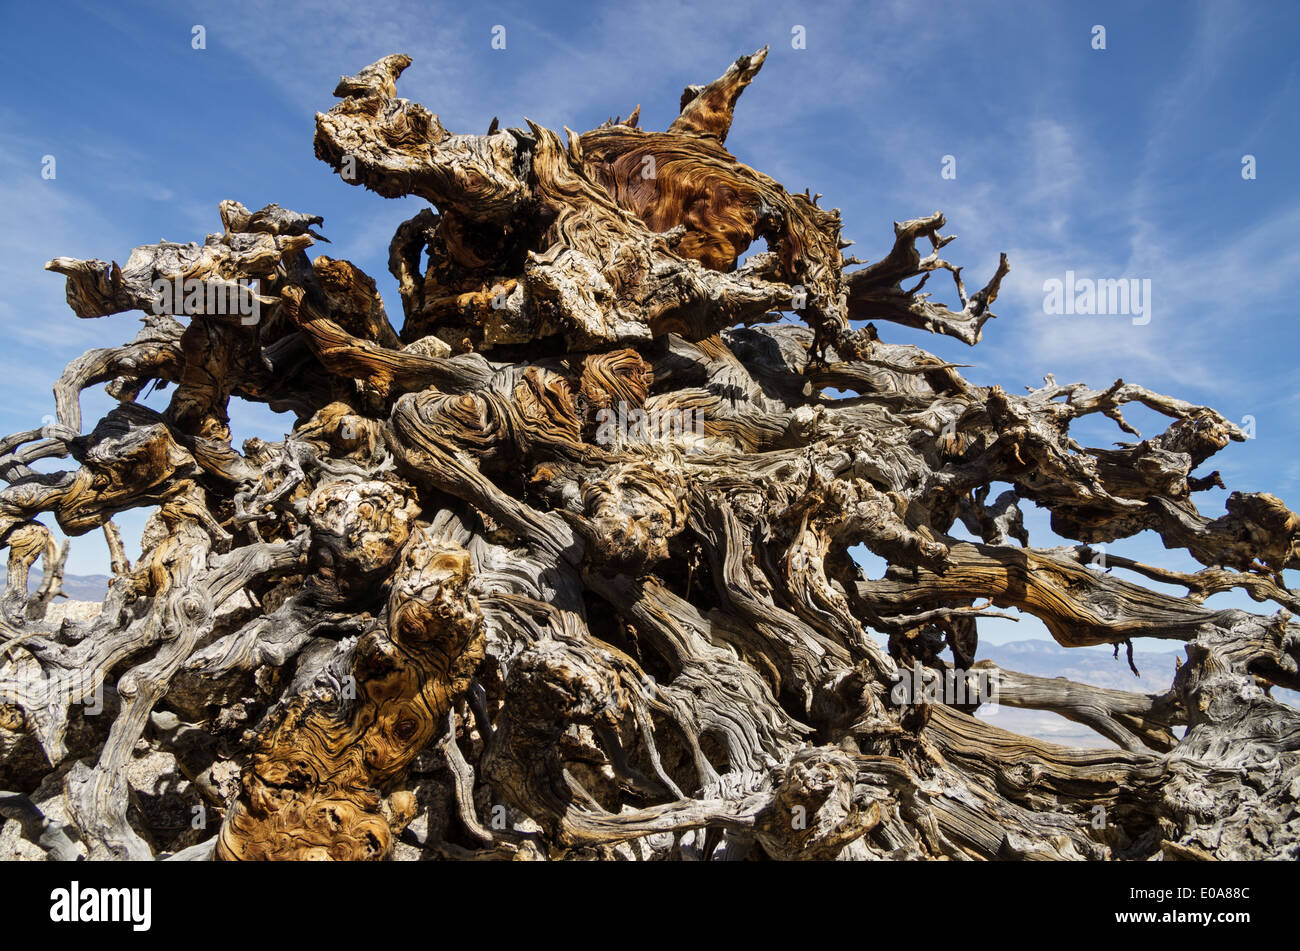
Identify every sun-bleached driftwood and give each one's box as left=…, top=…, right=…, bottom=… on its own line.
left=0, top=48, right=1297, bottom=862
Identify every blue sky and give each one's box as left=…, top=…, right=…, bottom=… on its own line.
left=1, top=0, right=1296, bottom=647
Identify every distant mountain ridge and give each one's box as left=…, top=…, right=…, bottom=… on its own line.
left=978, top=639, right=1299, bottom=748
left=981, top=638, right=1180, bottom=692
left=0, top=571, right=111, bottom=603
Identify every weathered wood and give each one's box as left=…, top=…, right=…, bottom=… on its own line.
left=0, top=47, right=1296, bottom=862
